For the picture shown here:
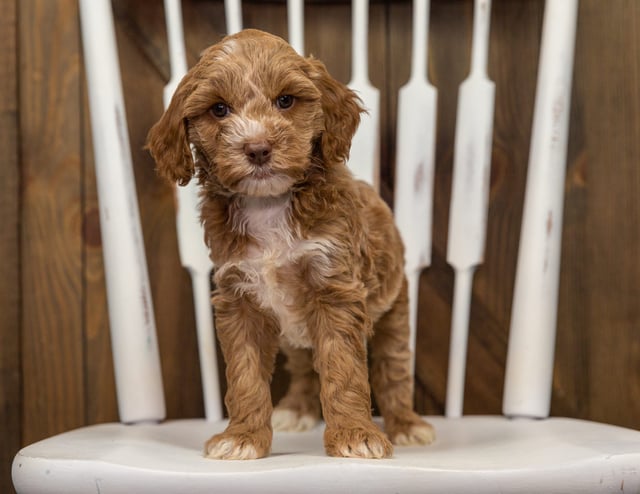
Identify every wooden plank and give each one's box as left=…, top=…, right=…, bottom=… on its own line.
left=387, top=1, right=413, bottom=196
left=556, top=0, right=640, bottom=429
left=304, top=2, right=352, bottom=83
left=369, top=3, right=389, bottom=196
left=0, top=0, right=21, bottom=491
left=19, top=0, right=85, bottom=443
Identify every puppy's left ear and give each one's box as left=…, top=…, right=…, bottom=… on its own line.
left=305, top=57, right=363, bottom=164
left=145, top=79, right=195, bottom=186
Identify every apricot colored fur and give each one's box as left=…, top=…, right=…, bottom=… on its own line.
left=147, top=29, right=434, bottom=459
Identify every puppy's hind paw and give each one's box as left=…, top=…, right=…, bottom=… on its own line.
left=272, top=408, right=319, bottom=432
left=391, top=422, right=436, bottom=446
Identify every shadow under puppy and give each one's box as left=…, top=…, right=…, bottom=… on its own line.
left=147, top=28, right=434, bottom=460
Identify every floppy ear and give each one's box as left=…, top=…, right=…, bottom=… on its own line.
left=305, top=57, right=363, bottom=164
left=145, top=81, right=194, bottom=186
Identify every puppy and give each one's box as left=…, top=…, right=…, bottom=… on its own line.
left=147, top=29, right=434, bottom=460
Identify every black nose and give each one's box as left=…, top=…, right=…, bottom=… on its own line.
left=244, top=141, right=272, bottom=166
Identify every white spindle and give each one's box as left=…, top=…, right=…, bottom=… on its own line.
left=347, top=0, right=380, bottom=190
left=287, top=0, right=304, bottom=55
left=79, top=0, right=165, bottom=424
left=163, top=0, right=222, bottom=422
left=445, top=0, right=495, bottom=418
left=394, top=0, right=436, bottom=369
left=503, top=0, right=579, bottom=419
left=225, top=0, right=243, bottom=35
left=163, top=0, right=188, bottom=83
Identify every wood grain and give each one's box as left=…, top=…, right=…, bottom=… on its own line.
left=3, top=4, right=640, bottom=490
left=556, top=0, right=640, bottom=428
left=0, top=0, right=21, bottom=491
left=19, top=0, right=86, bottom=444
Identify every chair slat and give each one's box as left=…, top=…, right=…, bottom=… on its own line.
left=163, top=0, right=222, bottom=422
left=393, top=0, right=437, bottom=369
left=78, top=0, right=165, bottom=424
left=225, top=0, right=243, bottom=35
left=503, top=0, right=579, bottom=418
left=445, top=0, right=495, bottom=418
left=287, top=0, right=304, bottom=55
left=347, top=0, right=380, bottom=190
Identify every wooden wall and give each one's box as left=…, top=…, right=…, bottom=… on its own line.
left=2, top=0, right=639, bottom=491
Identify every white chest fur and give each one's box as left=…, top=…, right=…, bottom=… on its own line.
left=224, top=194, right=330, bottom=348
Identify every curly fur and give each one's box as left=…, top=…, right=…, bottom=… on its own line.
left=147, top=29, right=434, bottom=460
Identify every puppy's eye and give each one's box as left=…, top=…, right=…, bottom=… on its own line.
left=210, top=102, right=230, bottom=118
left=275, top=95, right=294, bottom=110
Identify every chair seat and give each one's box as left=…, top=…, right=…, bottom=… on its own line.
left=12, top=416, right=640, bottom=493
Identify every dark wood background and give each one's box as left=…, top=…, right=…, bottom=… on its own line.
left=2, top=0, right=639, bottom=491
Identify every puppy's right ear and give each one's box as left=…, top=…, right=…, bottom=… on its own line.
left=146, top=82, right=194, bottom=186
left=304, top=57, right=363, bottom=165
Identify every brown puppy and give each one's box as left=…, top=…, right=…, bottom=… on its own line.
left=147, top=29, right=434, bottom=460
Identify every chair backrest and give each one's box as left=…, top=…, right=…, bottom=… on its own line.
left=79, top=0, right=578, bottom=426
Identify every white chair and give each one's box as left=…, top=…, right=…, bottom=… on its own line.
left=13, top=0, right=640, bottom=493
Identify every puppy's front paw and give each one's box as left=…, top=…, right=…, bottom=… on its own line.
left=325, top=424, right=393, bottom=459
left=204, top=430, right=271, bottom=460
left=272, top=407, right=319, bottom=432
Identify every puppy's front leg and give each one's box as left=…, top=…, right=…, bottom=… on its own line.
left=310, top=295, right=393, bottom=459
left=205, top=268, right=279, bottom=460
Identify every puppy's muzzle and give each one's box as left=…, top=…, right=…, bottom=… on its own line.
left=244, top=140, right=272, bottom=166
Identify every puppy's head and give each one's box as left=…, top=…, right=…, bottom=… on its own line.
left=146, top=29, right=363, bottom=197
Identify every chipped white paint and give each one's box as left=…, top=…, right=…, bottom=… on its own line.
left=347, top=0, right=380, bottom=190
left=445, top=0, right=495, bottom=418
left=503, top=0, right=579, bottom=419
left=393, top=0, right=437, bottom=370
left=163, top=0, right=222, bottom=422
left=78, top=0, right=165, bottom=424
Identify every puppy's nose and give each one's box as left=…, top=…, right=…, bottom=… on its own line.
left=244, top=141, right=272, bottom=166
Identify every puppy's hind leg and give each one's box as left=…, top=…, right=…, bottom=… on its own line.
left=272, top=344, right=321, bottom=432
left=370, top=277, right=435, bottom=446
